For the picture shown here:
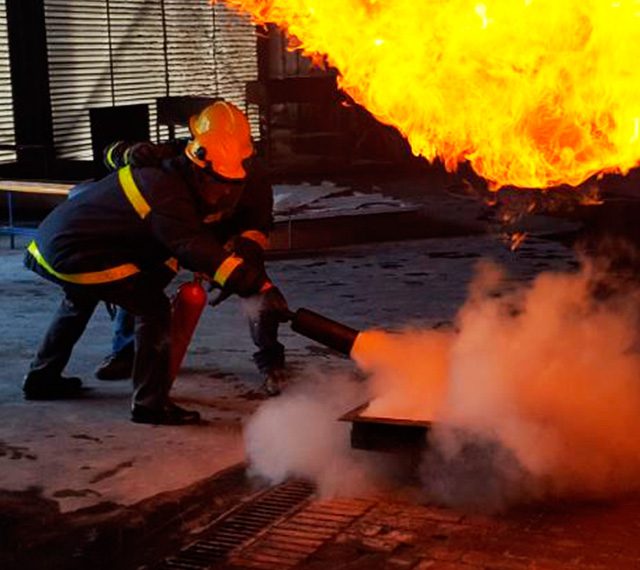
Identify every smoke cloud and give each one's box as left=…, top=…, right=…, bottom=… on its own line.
left=245, top=371, right=396, bottom=497
left=244, top=259, right=640, bottom=511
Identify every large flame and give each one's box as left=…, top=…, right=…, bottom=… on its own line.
left=215, top=0, right=640, bottom=189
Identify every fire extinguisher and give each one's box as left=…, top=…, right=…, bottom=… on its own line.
left=170, top=276, right=208, bottom=382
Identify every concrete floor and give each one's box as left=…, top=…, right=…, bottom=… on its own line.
left=3, top=174, right=639, bottom=569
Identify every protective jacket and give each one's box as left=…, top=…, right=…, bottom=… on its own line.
left=25, top=154, right=273, bottom=288
left=103, top=139, right=272, bottom=253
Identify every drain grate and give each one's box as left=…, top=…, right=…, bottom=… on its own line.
left=229, top=497, right=374, bottom=569
left=158, top=480, right=314, bottom=570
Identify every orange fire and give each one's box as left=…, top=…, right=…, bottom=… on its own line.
left=214, top=0, right=640, bottom=190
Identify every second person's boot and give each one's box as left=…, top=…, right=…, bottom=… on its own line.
left=95, top=344, right=134, bottom=381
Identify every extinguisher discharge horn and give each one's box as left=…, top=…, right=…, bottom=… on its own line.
left=288, top=308, right=360, bottom=356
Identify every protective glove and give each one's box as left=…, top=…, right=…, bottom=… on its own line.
left=222, top=259, right=268, bottom=298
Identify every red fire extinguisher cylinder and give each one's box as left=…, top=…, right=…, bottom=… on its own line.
left=170, top=279, right=208, bottom=381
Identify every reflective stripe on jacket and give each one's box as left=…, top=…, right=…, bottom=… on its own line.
left=103, top=141, right=274, bottom=249
left=118, top=165, right=151, bottom=219
left=27, top=240, right=141, bottom=285
left=25, top=157, right=232, bottom=286
left=25, top=164, right=168, bottom=285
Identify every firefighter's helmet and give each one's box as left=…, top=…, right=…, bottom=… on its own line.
left=185, top=101, right=254, bottom=180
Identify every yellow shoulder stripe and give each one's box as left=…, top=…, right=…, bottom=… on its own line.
left=119, top=165, right=151, bottom=219
left=241, top=230, right=269, bottom=250
left=214, top=255, right=243, bottom=286
left=28, top=241, right=140, bottom=285
left=105, top=141, right=121, bottom=170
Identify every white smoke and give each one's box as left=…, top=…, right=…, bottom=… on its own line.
left=244, top=371, right=395, bottom=497
left=359, top=260, right=640, bottom=510
left=244, top=259, right=640, bottom=511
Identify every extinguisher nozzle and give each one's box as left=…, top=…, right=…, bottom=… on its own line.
left=279, top=309, right=296, bottom=323
left=289, top=308, right=360, bottom=356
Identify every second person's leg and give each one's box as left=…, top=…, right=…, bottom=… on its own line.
left=95, top=307, right=135, bottom=380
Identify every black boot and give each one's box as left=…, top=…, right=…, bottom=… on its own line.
left=95, top=345, right=134, bottom=381
left=131, top=402, right=201, bottom=425
left=261, top=368, right=288, bottom=397
left=23, top=374, right=84, bottom=400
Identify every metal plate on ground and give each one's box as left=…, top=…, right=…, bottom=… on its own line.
left=340, top=403, right=432, bottom=452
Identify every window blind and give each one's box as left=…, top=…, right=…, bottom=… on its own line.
left=211, top=3, right=259, bottom=138
left=0, top=0, right=16, bottom=164
left=45, top=0, right=114, bottom=159
left=109, top=0, right=166, bottom=145
left=45, top=0, right=258, bottom=160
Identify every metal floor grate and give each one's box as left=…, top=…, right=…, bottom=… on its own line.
left=158, top=480, right=315, bottom=570
left=230, top=497, right=374, bottom=569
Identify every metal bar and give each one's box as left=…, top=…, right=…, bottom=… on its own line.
left=8, top=190, right=13, bottom=249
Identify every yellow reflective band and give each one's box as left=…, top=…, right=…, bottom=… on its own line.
left=165, top=257, right=179, bottom=272
left=213, top=255, right=243, bottom=286
left=105, top=142, right=121, bottom=169
left=119, top=165, right=151, bottom=219
left=28, top=241, right=140, bottom=285
left=241, top=230, right=269, bottom=250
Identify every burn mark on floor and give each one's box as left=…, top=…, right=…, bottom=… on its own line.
left=71, top=434, right=102, bottom=443
left=428, top=251, right=482, bottom=259
left=0, top=441, right=37, bottom=461
left=517, top=253, right=570, bottom=260
left=379, top=261, right=402, bottom=269
left=89, top=461, right=134, bottom=484
left=52, top=488, right=101, bottom=499
left=239, top=389, right=269, bottom=401
left=303, top=261, right=328, bottom=268
left=207, top=370, right=237, bottom=379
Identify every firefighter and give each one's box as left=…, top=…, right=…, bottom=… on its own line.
left=22, top=101, right=287, bottom=425
left=94, top=136, right=288, bottom=396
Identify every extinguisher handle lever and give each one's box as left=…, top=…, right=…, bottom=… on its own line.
left=208, top=280, right=274, bottom=308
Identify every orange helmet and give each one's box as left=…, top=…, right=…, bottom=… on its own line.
left=185, top=101, right=254, bottom=180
